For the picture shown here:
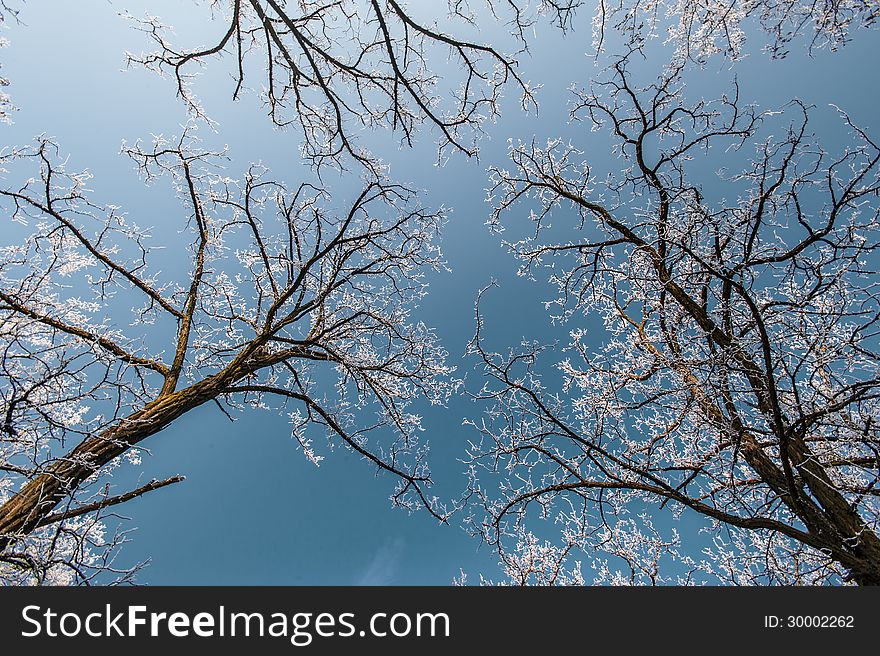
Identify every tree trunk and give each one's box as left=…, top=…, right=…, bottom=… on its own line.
left=0, top=371, right=234, bottom=553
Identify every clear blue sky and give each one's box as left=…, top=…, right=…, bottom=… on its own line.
left=2, top=2, right=878, bottom=584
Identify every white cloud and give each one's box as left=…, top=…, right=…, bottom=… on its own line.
left=355, top=537, right=405, bottom=585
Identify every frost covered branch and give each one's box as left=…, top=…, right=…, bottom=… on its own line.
left=0, top=127, right=454, bottom=584
left=471, top=54, right=880, bottom=585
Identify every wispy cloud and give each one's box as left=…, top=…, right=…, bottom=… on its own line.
left=356, top=537, right=405, bottom=585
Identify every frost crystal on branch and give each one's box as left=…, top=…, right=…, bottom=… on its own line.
left=124, top=0, right=555, bottom=171
left=469, top=53, right=880, bottom=585
left=594, top=0, right=878, bottom=59
left=0, top=127, right=454, bottom=584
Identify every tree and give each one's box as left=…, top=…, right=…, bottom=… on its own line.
left=466, top=53, right=880, bottom=585
left=0, top=129, right=452, bottom=583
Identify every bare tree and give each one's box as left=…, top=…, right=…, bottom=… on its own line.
left=0, top=128, right=453, bottom=584
left=468, top=54, right=880, bottom=585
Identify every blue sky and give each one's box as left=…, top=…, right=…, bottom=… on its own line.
left=2, top=2, right=878, bottom=584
